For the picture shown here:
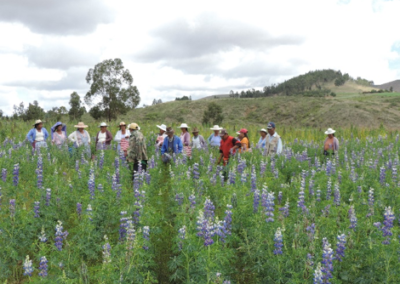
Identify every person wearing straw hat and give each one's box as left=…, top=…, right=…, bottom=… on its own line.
left=179, top=123, right=192, bottom=156
left=265, top=122, right=282, bottom=156
left=114, top=122, right=131, bottom=153
left=51, top=122, right=67, bottom=148
left=323, top=128, right=339, bottom=156
left=207, top=125, right=222, bottom=147
left=96, top=122, right=113, bottom=150
left=161, top=127, right=183, bottom=162
left=236, top=128, right=250, bottom=152
left=191, top=127, right=206, bottom=149
left=126, top=123, right=148, bottom=175
left=26, top=120, right=49, bottom=149
left=68, top=122, right=91, bottom=157
left=257, top=128, right=268, bottom=149
left=156, top=124, right=167, bottom=148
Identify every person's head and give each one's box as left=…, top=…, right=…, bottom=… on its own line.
left=157, top=124, right=167, bottom=135
left=119, top=122, right=127, bottom=131
left=237, top=128, right=248, bottom=139
left=56, top=124, right=63, bottom=132
left=219, top=129, right=229, bottom=140
left=192, top=127, right=199, bottom=137
left=166, top=127, right=174, bottom=138
left=74, top=122, right=88, bottom=132
left=325, top=128, right=336, bottom=138
left=99, top=122, right=108, bottom=132
left=129, top=123, right=139, bottom=132
left=210, top=125, right=221, bottom=136
left=260, top=129, right=267, bottom=138
left=33, top=120, right=43, bottom=130
left=179, top=123, right=189, bottom=133
left=267, top=122, right=276, bottom=136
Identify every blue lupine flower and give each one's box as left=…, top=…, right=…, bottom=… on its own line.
left=366, top=188, right=374, bottom=217
left=23, top=255, right=34, bottom=276
left=75, top=160, right=79, bottom=171
left=306, top=223, right=315, bottom=242
left=333, top=183, right=340, bottom=206
left=380, top=166, right=386, bottom=185
left=326, top=178, right=332, bottom=200
left=381, top=206, right=395, bottom=244
left=307, top=253, right=314, bottom=267
left=313, top=263, right=323, bottom=284
left=126, top=220, right=136, bottom=251
left=55, top=221, right=68, bottom=251
left=253, top=189, right=260, bottom=213
left=278, top=191, right=283, bottom=205
left=240, top=171, right=247, bottom=184
left=2, top=168, right=6, bottom=183
left=326, top=160, right=332, bottom=176
left=348, top=205, right=357, bottom=230
left=143, top=226, right=150, bottom=250
left=99, top=151, right=104, bottom=169
left=9, top=199, right=15, bottom=218
left=223, top=205, right=233, bottom=236
left=335, top=234, right=346, bottom=262
left=34, top=201, right=40, bottom=218
left=87, top=204, right=93, bottom=221
left=97, top=184, right=104, bottom=193
left=45, top=188, right=51, bottom=206
left=228, top=169, right=236, bottom=185
left=38, top=256, right=48, bottom=277
left=273, top=227, right=283, bottom=255
left=204, top=198, right=215, bottom=220
left=316, top=188, right=321, bottom=202
left=76, top=202, right=82, bottom=216
left=193, top=163, right=200, bottom=180
left=189, top=193, right=196, bottom=209
left=119, top=211, right=131, bottom=240
left=264, top=190, right=275, bottom=222
left=279, top=199, right=290, bottom=218
left=175, top=193, right=184, bottom=205
left=102, top=235, right=111, bottom=264
left=88, top=171, right=95, bottom=200
left=196, top=211, right=214, bottom=246
left=251, top=165, right=257, bottom=192
left=13, top=163, right=19, bottom=187
left=321, top=238, right=333, bottom=283
left=298, top=180, right=306, bottom=211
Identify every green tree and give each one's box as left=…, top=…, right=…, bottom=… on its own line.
left=24, top=100, right=44, bottom=121
left=85, top=58, right=140, bottom=122
left=89, top=105, right=104, bottom=120
left=202, top=102, right=223, bottom=125
left=68, top=92, right=86, bottom=121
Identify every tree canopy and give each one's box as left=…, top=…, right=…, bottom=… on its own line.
left=68, top=92, right=86, bottom=121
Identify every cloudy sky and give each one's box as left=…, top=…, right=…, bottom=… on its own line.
left=0, top=0, right=399, bottom=115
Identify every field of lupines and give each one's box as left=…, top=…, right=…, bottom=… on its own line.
left=1, top=122, right=400, bottom=283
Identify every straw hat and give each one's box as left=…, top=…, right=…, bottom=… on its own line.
left=74, top=122, right=88, bottom=128
left=325, top=128, right=336, bottom=135
left=157, top=124, right=167, bottom=131
left=210, top=125, right=222, bottom=130
left=179, top=123, right=190, bottom=129
left=33, top=119, right=43, bottom=126
left=119, top=121, right=127, bottom=127
left=192, top=127, right=200, bottom=133
left=99, top=122, right=108, bottom=127
left=128, top=123, right=139, bottom=130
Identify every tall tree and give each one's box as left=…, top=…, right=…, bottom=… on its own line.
left=68, top=92, right=86, bottom=121
left=202, top=102, right=223, bottom=125
left=24, top=101, right=44, bottom=121
left=85, top=58, right=140, bottom=121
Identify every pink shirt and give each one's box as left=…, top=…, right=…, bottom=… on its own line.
left=52, top=131, right=67, bottom=146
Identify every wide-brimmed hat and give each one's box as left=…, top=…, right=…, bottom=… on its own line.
left=179, top=123, right=190, bottom=129
left=129, top=123, right=139, bottom=130
left=219, top=129, right=228, bottom=137
left=33, top=119, right=43, bottom=126
left=260, top=128, right=267, bottom=133
left=74, top=122, right=88, bottom=128
left=166, top=127, right=174, bottom=134
left=210, top=125, right=222, bottom=130
left=157, top=124, right=167, bottom=131
left=192, top=127, right=200, bottom=133
left=99, top=122, right=108, bottom=127
left=325, top=128, right=336, bottom=135
left=119, top=121, right=127, bottom=127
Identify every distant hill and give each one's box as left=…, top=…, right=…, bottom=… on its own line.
left=374, top=80, right=400, bottom=92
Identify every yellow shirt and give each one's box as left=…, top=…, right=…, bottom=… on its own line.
left=239, top=137, right=249, bottom=153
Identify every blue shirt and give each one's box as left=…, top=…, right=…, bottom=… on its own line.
left=208, top=134, right=221, bottom=147
left=161, top=136, right=183, bottom=155
left=26, top=128, right=49, bottom=143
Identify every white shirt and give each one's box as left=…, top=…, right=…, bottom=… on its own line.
left=98, top=131, right=106, bottom=143
left=114, top=130, right=131, bottom=143
left=68, top=130, right=91, bottom=146
left=267, top=132, right=283, bottom=154
left=192, top=136, right=202, bottom=149
left=35, top=130, right=44, bottom=142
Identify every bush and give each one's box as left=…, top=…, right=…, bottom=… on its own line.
left=202, top=102, right=223, bottom=125
left=330, top=92, right=337, bottom=97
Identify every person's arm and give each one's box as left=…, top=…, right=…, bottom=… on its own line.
left=277, top=138, right=283, bottom=154
left=200, top=135, right=206, bottom=147
left=26, top=129, right=34, bottom=143
left=87, top=131, right=91, bottom=144
left=161, top=137, right=167, bottom=155
left=177, top=138, right=183, bottom=153
left=323, top=138, right=329, bottom=151
left=95, top=132, right=99, bottom=145
left=106, top=131, right=113, bottom=144
left=207, top=134, right=213, bottom=143
left=68, top=132, right=76, bottom=143
left=44, top=128, right=49, bottom=140
left=335, top=138, right=339, bottom=151
left=231, top=138, right=241, bottom=152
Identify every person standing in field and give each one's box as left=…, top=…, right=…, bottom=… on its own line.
left=156, top=124, right=167, bottom=148
left=236, top=128, right=251, bottom=152
left=207, top=125, right=222, bottom=147
left=95, top=122, right=113, bottom=150
left=26, top=120, right=49, bottom=150
left=68, top=122, right=91, bottom=158
left=257, top=128, right=268, bottom=149
left=161, top=127, right=183, bottom=162
left=51, top=122, right=67, bottom=148
left=323, top=128, right=339, bottom=156
left=179, top=123, right=192, bottom=156
left=217, top=129, right=241, bottom=166
left=126, top=123, right=148, bottom=174
left=191, top=127, right=206, bottom=149
left=114, top=122, right=131, bottom=153
left=264, top=122, right=282, bottom=156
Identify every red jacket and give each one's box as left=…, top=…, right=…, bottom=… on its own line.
left=220, top=136, right=240, bottom=159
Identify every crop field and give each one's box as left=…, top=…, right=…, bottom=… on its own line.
left=1, top=123, right=400, bottom=283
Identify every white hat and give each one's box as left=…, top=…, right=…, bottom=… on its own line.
left=74, top=122, right=88, bottom=128
left=33, top=119, right=43, bottom=126
left=157, top=124, right=167, bottom=131
left=179, top=123, right=190, bottom=129
left=260, top=128, right=267, bottom=133
left=325, top=128, right=336, bottom=135
left=210, top=125, right=222, bottom=130
left=99, top=122, right=108, bottom=127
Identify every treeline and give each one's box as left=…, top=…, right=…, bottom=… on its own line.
left=229, top=69, right=373, bottom=98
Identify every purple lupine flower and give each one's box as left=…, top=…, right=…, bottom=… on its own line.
left=87, top=204, right=93, bottom=221
left=196, top=211, right=214, bottom=246
left=75, top=160, right=79, bottom=171
left=45, top=188, right=51, bottom=206
left=34, top=201, right=40, bottom=218
left=348, top=205, right=357, bottom=230
left=39, top=227, right=47, bottom=242
left=322, top=205, right=331, bottom=217
left=298, top=180, right=306, bottom=211
left=178, top=225, right=186, bottom=250
left=307, top=253, right=314, bottom=267
left=55, top=221, right=68, bottom=251
left=251, top=166, right=257, bottom=192
left=204, top=198, right=215, bottom=220
left=313, top=263, right=323, bottom=284
left=253, top=189, right=260, bottom=213
left=357, top=186, right=362, bottom=194
left=99, top=151, right=105, bottom=169
left=309, top=178, right=315, bottom=197
left=316, top=188, right=321, bottom=202
left=175, top=193, right=184, bottom=205
left=321, top=238, right=334, bottom=282
left=126, top=220, right=136, bottom=251
left=193, top=163, right=200, bottom=180
left=76, top=202, right=82, bottom=216
left=38, top=256, right=48, bottom=277
left=333, top=183, right=340, bottom=206
left=260, top=161, right=266, bottom=175
left=189, top=194, right=196, bottom=209
left=88, top=171, right=95, bottom=200
left=273, top=227, right=283, bottom=255
left=366, top=188, right=374, bottom=217
left=23, top=255, right=34, bottom=276
left=306, top=223, right=315, bottom=242
left=223, top=205, right=233, bottom=236
left=228, top=169, right=236, bottom=185
left=392, top=166, right=397, bottom=185
left=381, top=206, right=395, bottom=244
left=338, top=170, right=342, bottom=184
left=326, top=178, right=332, bottom=200
left=119, top=211, right=131, bottom=240
left=240, top=171, right=247, bottom=184
left=380, top=166, right=386, bottom=185
left=102, top=235, right=111, bottom=263
left=142, top=226, right=150, bottom=250
left=9, top=199, right=15, bottom=218
left=98, top=184, right=104, bottom=193
left=278, top=191, right=283, bottom=205
left=12, top=163, right=19, bottom=187
left=326, top=160, right=332, bottom=176
left=264, top=190, right=275, bottom=222
left=279, top=199, right=290, bottom=218
left=2, top=168, right=6, bottom=182
left=335, top=234, right=346, bottom=262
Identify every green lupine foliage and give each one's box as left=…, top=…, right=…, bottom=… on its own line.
left=0, top=123, right=400, bottom=283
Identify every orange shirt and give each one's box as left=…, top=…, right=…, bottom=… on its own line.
left=239, top=137, right=249, bottom=153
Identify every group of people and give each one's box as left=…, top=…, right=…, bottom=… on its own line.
left=26, top=119, right=339, bottom=177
